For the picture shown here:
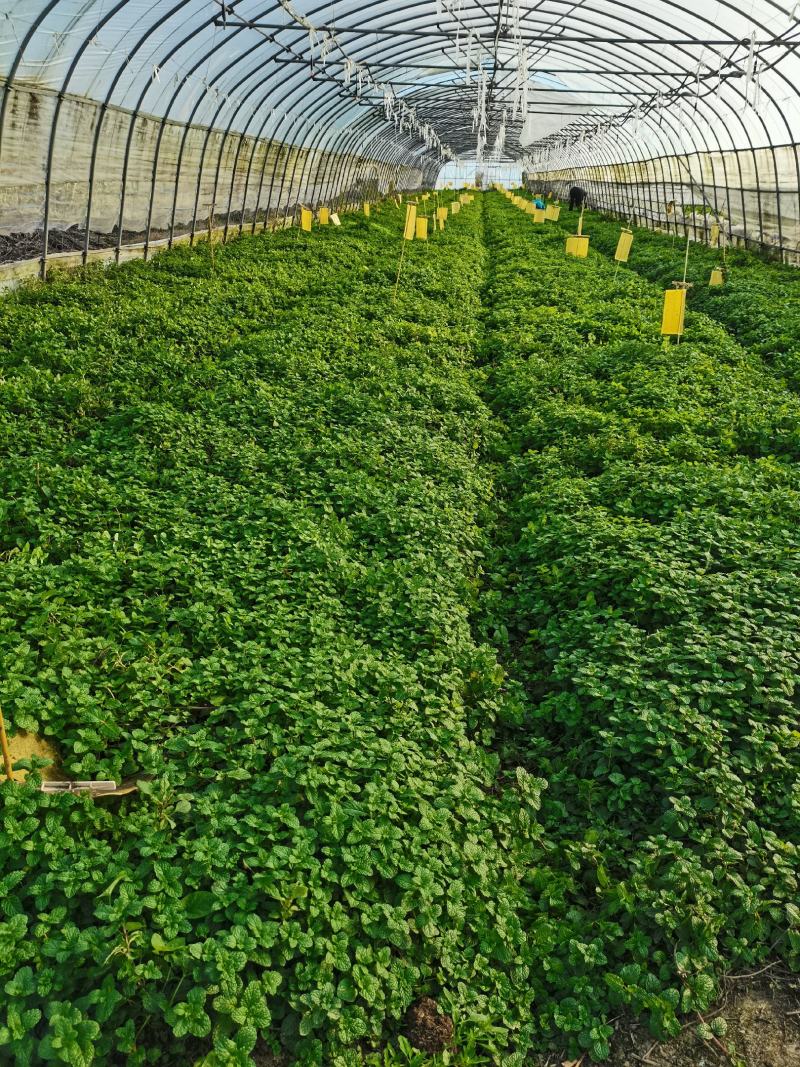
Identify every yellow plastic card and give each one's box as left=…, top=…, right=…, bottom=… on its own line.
left=330, top=212, right=341, bottom=226
left=363, top=202, right=371, bottom=217
left=533, top=208, right=546, bottom=223
left=301, top=208, right=313, bottom=232
left=403, top=203, right=418, bottom=240
left=709, top=268, right=724, bottom=286
left=437, top=206, right=448, bottom=226
left=710, top=223, right=720, bottom=244
left=615, top=229, right=633, bottom=262
left=661, top=289, right=687, bottom=335
left=415, top=216, right=428, bottom=240
left=451, top=202, right=461, bottom=215
left=545, top=205, right=560, bottom=221
left=319, top=207, right=330, bottom=225
left=566, top=235, right=589, bottom=258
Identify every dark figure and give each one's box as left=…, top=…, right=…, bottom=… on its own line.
left=569, top=186, right=587, bottom=210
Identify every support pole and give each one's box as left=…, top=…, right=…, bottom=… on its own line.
left=0, top=707, right=13, bottom=782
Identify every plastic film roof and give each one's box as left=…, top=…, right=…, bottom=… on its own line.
left=3, top=0, right=800, bottom=273
left=4, top=0, right=800, bottom=171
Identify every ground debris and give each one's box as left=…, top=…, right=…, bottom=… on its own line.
left=403, top=996, right=455, bottom=1054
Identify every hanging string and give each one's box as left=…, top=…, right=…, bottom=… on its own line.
left=744, top=31, right=757, bottom=106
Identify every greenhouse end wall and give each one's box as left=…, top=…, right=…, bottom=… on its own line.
left=0, top=80, right=427, bottom=265
left=528, top=147, right=800, bottom=257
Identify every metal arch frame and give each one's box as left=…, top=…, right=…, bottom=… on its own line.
left=305, top=4, right=742, bottom=231
left=128, top=4, right=438, bottom=249
left=511, top=33, right=793, bottom=245
left=0, top=0, right=776, bottom=210
left=264, top=0, right=792, bottom=229
left=333, top=0, right=798, bottom=232
left=529, top=73, right=787, bottom=249
left=81, top=0, right=235, bottom=262
left=3, top=0, right=797, bottom=154
left=292, top=0, right=793, bottom=137
left=534, top=89, right=741, bottom=242
left=511, top=0, right=800, bottom=245
left=3, top=0, right=800, bottom=272
left=192, top=48, right=434, bottom=240
left=1, top=0, right=440, bottom=274
left=115, top=2, right=438, bottom=255
left=546, top=116, right=726, bottom=239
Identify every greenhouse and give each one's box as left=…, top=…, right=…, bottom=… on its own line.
left=2, top=1, right=800, bottom=1065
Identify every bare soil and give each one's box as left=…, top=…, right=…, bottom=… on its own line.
left=538, top=969, right=800, bottom=1067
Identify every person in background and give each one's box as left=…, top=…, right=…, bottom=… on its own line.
left=533, top=194, right=545, bottom=209
left=569, top=185, right=587, bottom=210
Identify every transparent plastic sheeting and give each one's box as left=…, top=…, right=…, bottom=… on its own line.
left=438, top=161, right=523, bottom=187
left=530, top=146, right=800, bottom=252
left=2, top=0, right=800, bottom=269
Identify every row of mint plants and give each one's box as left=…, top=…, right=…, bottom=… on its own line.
left=475, top=192, right=800, bottom=1061
left=0, top=202, right=544, bottom=1065
left=559, top=205, right=800, bottom=388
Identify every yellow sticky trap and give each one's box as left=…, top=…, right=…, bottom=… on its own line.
left=451, top=202, right=461, bottom=215
left=545, top=205, right=561, bottom=221
left=415, top=216, right=428, bottom=240
left=437, top=206, right=448, bottom=222
left=330, top=212, right=341, bottom=226
left=661, top=289, right=687, bottom=335
left=615, top=229, right=634, bottom=263
left=533, top=208, right=546, bottom=223
left=301, top=208, right=313, bottom=232
left=364, top=202, right=371, bottom=217
left=566, top=235, right=589, bottom=258
left=709, top=268, right=724, bottom=286
left=403, top=203, right=418, bottom=241
left=7, top=730, right=60, bottom=783
left=710, top=223, right=720, bottom=245
left=319, top=207, right=330, bottom=225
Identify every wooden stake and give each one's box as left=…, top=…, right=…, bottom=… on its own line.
left=0, top=707, right=13, bottom=782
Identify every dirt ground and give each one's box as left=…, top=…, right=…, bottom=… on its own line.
left=542, top=968, right=800, bottom=1067
left=155, top=968, right=800, bottom=1066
